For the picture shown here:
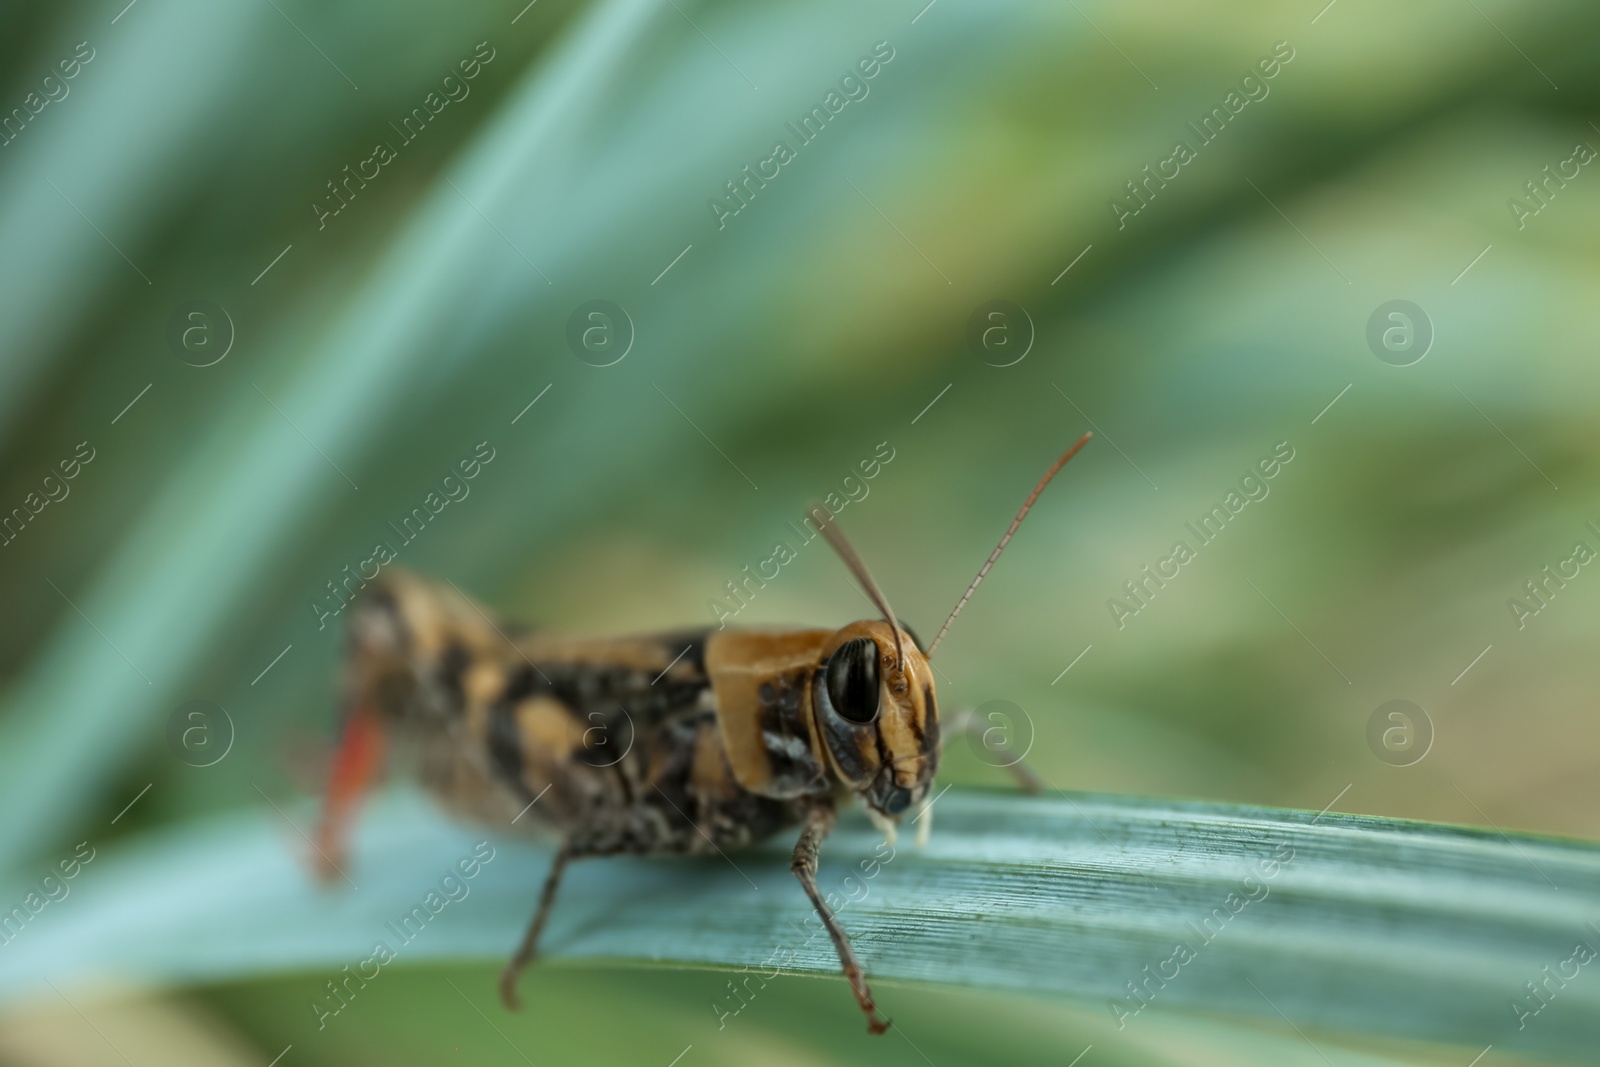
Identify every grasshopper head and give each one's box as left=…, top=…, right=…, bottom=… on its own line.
left=808, top=432, right=1092, bottom=838
left=813, top=621, right=939, bottom=829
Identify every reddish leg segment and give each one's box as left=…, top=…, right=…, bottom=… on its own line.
left=315, top=707, right=385, bottom=881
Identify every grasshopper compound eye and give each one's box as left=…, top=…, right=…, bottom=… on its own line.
left=824, top=637, right=880, bottom=725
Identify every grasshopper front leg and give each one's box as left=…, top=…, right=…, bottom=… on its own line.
left=912, top=709, right=1043, bottom=848
left=500, top=839, right=576, bottom=1010
left=943, top=708, right=1044, bottom=794
left=790, top=802, right=891, bottom=1034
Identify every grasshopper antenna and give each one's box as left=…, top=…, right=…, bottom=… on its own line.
left=813, top=504, right=907, bottom=670
left=925, top=432, right=1092, bottom=659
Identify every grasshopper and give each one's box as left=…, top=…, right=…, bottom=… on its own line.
left=317, top=433, right=1090, bottom=1032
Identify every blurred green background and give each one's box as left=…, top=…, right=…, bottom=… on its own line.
left=1, top=0, right=1597, bottom=1062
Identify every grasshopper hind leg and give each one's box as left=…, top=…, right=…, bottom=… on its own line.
left=499, top=840, right=576, bottom=1010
